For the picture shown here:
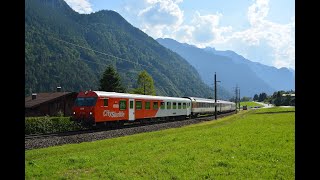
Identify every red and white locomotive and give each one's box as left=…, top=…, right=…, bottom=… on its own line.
left=71, top=90, right=236, bottom=126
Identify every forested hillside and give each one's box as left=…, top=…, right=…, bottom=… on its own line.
left=25, top=0, right=232, bottom=99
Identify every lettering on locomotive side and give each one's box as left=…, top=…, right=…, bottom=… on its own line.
left=103, top=110, right=125, bottom=118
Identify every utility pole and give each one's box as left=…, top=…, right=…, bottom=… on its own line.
left=214, top=72, right=221, bottom=119
left=235, top=85, right=238, bottom=113
left=238, top=87, right=241, bottom=110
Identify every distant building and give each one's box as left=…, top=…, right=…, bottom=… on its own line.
left=25, top=88, right=78, bottom=117
left=282, top=94, right=295, bottom=97
left=281, top=93, right=295, bottom=106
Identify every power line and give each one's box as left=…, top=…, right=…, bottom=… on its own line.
left=49, top=36, right=153, bottom=68
left=79, top=58, right=144, bottom=72
left=27, top=29, right=153, bottom=69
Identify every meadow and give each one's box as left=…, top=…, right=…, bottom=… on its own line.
left=240, top=101, right=264, bottom=108
left=25, top=107, right=295, bottom=179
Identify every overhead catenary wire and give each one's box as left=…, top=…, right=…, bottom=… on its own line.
left=26, top=29, right=154, bottom=69
left=49, top=36, right=153, bottom=69
left=79, top=58, right=144, bottom=72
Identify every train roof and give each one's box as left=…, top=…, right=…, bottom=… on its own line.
left=186, top=97, right=235, bottom=104
left=93, top=91, right=191, bottom=102
left=186, top=97, right=216, bottom=103
left=217, top=100, right=236, bottom=104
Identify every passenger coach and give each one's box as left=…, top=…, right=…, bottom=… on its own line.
left=186, top=97, right=236, bottom=117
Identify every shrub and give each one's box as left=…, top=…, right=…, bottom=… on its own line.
left=25, top=116, right=84, bottom=135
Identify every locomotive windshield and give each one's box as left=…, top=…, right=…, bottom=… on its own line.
left=74, top=97, right=97, bottom=107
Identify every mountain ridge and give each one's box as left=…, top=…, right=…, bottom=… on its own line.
left=157, top=38, right=294, bottom=97
left=25, top=0, right=233, bottom=99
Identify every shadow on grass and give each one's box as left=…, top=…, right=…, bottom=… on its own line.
left=253, top=110, right=295, bottom=114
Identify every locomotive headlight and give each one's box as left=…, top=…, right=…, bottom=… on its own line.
left=73, top=112, right=76, bottom=115
left=89, top=112, right=92, bottom=115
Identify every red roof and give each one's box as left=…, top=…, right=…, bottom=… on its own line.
left=25, top=92, right=77, bottom=108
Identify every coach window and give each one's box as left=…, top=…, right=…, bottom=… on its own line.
left=178, top=103, right=181, bottom=109
left=136, top=101, right=142, bottom=110
left=145, top=101, right=150, bottom=110
left=183, top=103, right=186, bottom=109
left=153, top=102, right=158, bottom=109
left=119, top=100, right=126, bottom=110
left=167, top=102, right=171, bottom=109
left=103, top=99, right=108, bottom=107
left=160, top=102, right=165, bottom=109
left=173, top=102, right=177, bottom=109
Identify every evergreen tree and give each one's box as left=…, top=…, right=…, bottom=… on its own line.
left=258, top=92, right=267, bottom=102
left=274, top=91, right=283, bottom=106
left=99, top=65, right=125, bottom=92
left=133, top=70, right=156, bottom=95
left=253, top=94, right=259, bottom=101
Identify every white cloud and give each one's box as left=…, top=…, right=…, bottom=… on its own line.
left=121, top=0, right=295, bottom=69
left=64, top=0, right=93, bottom=14
left=169, top=0, right=294, bottom=69
left=135, top=0, right=184, bottom=38
left=247, top=0, right=269, bottom=25
left=140, top=0, right=184, bottom=26
left=188, top=11, right=232, bottom=44
left=226, top=0, right=295, bottom=69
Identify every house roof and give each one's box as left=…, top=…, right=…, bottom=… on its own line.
left=25, top=92, right=77, bottom=108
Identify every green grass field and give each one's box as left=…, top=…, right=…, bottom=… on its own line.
left=240, top=101, right=264, bottom=108
left=25, top=107, right=295, bottom=179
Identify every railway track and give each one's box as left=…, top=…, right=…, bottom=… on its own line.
left=25, top=111, right=236, bottom=141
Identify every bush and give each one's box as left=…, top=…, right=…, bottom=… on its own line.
left=25, top=116, right=84, bottom=135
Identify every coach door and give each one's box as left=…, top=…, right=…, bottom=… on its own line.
left=187, top=102, right=191, bottom=115
left=129, top=99, right=135, bottom=121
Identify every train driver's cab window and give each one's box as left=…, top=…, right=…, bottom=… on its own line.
left=167, top=102, right=171, bottom=109
left=103, top=99, right=108, bottom=107
left=119, top=100, right=126, bottom=110
left=136, top=101, right=142, bottom=110
left=160, top=102, right=165, bottom=109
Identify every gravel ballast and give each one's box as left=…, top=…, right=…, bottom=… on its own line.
left=25, top=112, right=236, bottom=150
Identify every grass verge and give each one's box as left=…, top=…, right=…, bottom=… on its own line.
left=240, top=101, right=264, bottom=108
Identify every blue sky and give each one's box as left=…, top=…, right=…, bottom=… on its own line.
left=64, top=0, right=295, bottom=70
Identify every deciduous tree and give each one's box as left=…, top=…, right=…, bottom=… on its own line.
left=133, top=70, right=156, bottom=95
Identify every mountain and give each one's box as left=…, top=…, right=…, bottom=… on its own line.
left=25, top=0, right=233, bottom=99
left=203, top=47, right=295, bottom=92
left=157, top=38, right=283, bottom=97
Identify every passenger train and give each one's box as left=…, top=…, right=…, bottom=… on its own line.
left=71, top=90, right=236, bottom=126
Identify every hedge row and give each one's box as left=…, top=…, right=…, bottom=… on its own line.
left=25, top=116, right=85, bottom=135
